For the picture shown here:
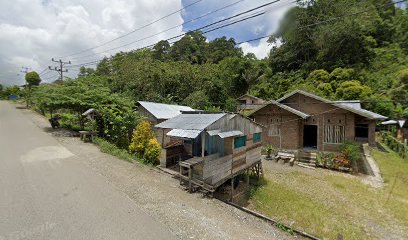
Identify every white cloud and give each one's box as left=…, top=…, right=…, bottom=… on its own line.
left=0, top=0, right=184, bottom=85
left=240, top=38, right=271, bottom=59
left=239, top=1, right=294, bottom=60
left=0, top=0, right=294, bottom=86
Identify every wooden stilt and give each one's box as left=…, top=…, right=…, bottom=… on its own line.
left=230, top=177, right=234, bottom=202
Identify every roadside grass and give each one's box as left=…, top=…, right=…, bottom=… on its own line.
left=248, top=145, right=408, bottom=239
left=93, top=137, right=138, bottom=163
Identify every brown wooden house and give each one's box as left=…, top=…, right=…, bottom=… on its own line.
left=249, top=90, right=387, bottom=152
left=236, top=94, right=265, bottom=114
left=155, top=112, right=263, bottom=192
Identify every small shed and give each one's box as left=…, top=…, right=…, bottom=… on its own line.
left=155, top=112, right=263, bottom=192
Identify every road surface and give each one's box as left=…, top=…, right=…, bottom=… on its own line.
left=0, top=101, right=175, bottom=240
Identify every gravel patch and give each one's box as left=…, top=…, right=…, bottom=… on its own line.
left=21, top=107, right=296, bottom=240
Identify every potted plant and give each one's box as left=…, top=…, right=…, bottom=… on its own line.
left=265, top=144, right=274, bottom=160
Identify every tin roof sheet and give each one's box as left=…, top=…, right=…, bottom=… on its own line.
left=218, top=130, right=243, bottom=138
left=137, top=101, right=194, bottom=120
left=155, top=113, right=226, bottom=130
left=167, top=129, right=202, bottom=139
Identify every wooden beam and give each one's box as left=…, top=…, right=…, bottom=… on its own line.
left=201, top=132, right=205, bottom=158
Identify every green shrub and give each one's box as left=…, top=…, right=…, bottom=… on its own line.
left=143, top=138, right=161, bottom=165
left=339, top=141, right=361, bottom=164
left=379, top=131, right=408, bottom=159
left=129, top=120, right=154, bottom=155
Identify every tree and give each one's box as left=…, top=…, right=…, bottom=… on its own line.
left=25, top=71, right=41, bottom=86
left=307, top=69, right=330, bottom=83
left=169, top=31, right=207, bottom=64
left=335, top=80, right=372, bottom=100
left=78, top=66, right=95, bottom=77
left=153, top=40, right=170, bottom=61
left=206, top=37, right=242, bottom=63
left=183, top=90, right=209, bottom=109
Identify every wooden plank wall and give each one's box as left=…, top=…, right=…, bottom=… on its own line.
left=203, top=155, right=233, bottom=185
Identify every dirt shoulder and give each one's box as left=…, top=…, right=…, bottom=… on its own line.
left=20, top=106, right=295, bottom=240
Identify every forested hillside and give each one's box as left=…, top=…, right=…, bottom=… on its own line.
left=34, top=0, right=408, bottom=119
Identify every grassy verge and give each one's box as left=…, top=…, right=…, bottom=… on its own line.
left=93, top=137, right=139, bottom=163
left=248, top=145, right=408, bottom=239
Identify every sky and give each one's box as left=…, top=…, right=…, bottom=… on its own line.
left=0, top=0, right=295, bottom=86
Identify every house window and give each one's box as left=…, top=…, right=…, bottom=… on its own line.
left=324, top=125, right=345, bottom=144
left=234, top=136, right=246, bottom=149
left=268, top=125, right=280, bottom=136
left=253, top=132, right=262, bottom=143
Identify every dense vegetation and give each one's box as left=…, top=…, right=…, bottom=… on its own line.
left=2, top=0, right=407, bottom=156
left=67, top=0, right=408, bottom=118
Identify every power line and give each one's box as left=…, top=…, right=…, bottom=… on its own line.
left=48, top=58, right=71, bottom=81
left=60, top=0, right=204, bottom=59
left=236, top=0, right=408, bottom=45
left=70, top=0, right=286, bottom=62
left=69, top=0, right=248, bottom=62
left=67, top=0, right=289, bottom=68
left=64, top=0, right=407, bottom=74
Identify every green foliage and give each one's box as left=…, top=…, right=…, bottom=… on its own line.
left=93, top=137, right=137, bottom=163
left=143, top=138, right=161, bottom=165
left=129, top=120, right=161, bottom=165
left=183, top=90, right=209, bottom=110
left=25, top=71, right=41, bottom=86
left=339, top=141, right=361, bottom=164
left=379, top=131, right=408, bottom=159
left=32, top=76, right=139, bottom=148
left=1, top=86, right=21, bottom=99
left=129, top=120, right=154, bottom=155
left=307, top=69, right=330, bottom=83
left=335, top=80, right=372, bottom=100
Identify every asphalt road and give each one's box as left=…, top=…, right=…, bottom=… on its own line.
left=0, top=101, right=175, bottom=240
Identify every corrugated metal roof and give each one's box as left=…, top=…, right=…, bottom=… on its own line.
left=381, top=120, right=398, bottom=125
left=137, top=101, right=194, bottom=120
left=218, top=130, right=243, bottom=138
left=156, top=113, right=226, bottom=130
left=333, top=100, right=362, bottom=109
left=249, top=100, right=310, bottom=119
left=207, top=129, right=221, bottom=136
left=167, top=129, right=202, bottom=139
left=277, top=90, right=387, bottom=120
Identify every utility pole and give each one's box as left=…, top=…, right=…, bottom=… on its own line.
left=20, top=66, right=31, bottom=86
left=48, top=58, right=71, bottom=81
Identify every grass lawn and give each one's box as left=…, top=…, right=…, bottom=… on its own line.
left=248, top=144, right=408, bottom=239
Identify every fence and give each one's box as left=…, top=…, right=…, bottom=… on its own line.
left=379, top=131, right=408, bottom=159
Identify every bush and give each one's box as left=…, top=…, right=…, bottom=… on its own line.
left=129, top=120, right=154, bottom=155
left=379, top=131, right=408, bottom=159
left=129, top=120, right=161, bottom=165
left=339, top=141, right=361, bottom=164
left=143, top=138, right=161, bottom=165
